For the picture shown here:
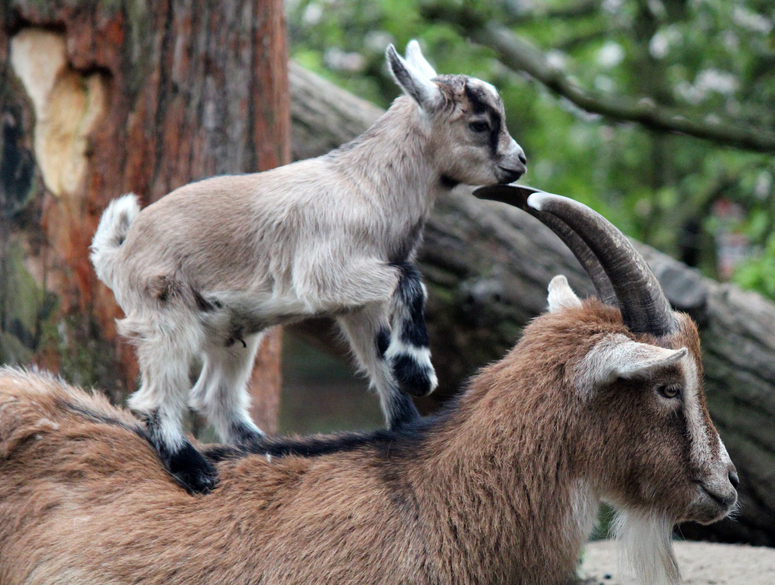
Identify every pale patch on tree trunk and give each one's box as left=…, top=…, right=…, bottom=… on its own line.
left=10, top=29, right=108, bottom=199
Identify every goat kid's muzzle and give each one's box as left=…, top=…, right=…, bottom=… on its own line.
left=495, top=140, right=527, bottom=184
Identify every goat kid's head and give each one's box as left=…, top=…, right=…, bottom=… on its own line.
left=386, top=41, right=526, bottom=186
left=476, top=185, right=737, bottom=584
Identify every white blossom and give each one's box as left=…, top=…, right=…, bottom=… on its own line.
left=677, top=69, right=739, bottom=103
left=649, top=27, right=681, bottom=59
left=597, top=42, right=624, bottom=68
left=546, top=50, right=568, bottom=71
left=732, top=6, right=772, bottom=35
left=302, top=2, right=323, bottom=26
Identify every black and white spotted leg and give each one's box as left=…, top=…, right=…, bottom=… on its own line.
left=386, top=262, right=438, bottom=397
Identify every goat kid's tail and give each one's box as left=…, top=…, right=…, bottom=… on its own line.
left=90, top=194, right=140, bottom=290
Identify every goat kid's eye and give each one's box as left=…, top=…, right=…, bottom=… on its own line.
left=658, top=385, right=681, bottom=399
left=468, top=121, right=490, bottom=133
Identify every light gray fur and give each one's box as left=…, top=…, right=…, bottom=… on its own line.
left=91, top=41, right=526, bottom=454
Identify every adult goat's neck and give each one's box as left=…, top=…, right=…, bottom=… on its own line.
left=410, top=340, right=600, bottom=584
left=327, top=96, right=442, bottom=221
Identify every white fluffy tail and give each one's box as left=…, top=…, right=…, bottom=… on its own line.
left=90, top=194, right=140, bottom=290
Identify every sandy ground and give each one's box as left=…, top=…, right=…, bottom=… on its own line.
left=579, top=540, right=775, bottom=584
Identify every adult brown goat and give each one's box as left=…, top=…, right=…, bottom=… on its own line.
left=0, top=189, right=736, bottom=585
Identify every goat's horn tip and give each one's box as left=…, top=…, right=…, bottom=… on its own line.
left=525, top=193, right=545, bottom=212
left=526, top=190, right=553, bottom=210
left=526, top=190, right=570, bottom=212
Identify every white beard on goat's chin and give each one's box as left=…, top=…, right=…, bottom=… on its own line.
left=612, top=509, right=680, bottom=585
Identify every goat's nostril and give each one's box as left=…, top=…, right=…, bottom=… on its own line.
left=518, top=153, right=527, bottom=164
left=729, top=470, right=740, bottom=490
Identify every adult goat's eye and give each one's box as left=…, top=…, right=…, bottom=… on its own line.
left=658, top=385, right=681, bottom=399
left=468, top=120, right=489, bottom=133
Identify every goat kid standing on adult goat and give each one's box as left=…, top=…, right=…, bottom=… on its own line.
left=89, top=40, right=527, bottom=493
left=0, top=190, right=736, bottom=585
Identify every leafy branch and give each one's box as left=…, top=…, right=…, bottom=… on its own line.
left=422, top=3, right=775, bottom=153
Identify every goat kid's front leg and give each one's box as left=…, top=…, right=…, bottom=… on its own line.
left=385, top=262, right=438, bottom=398
left=337, top=303, right=420, bottom=430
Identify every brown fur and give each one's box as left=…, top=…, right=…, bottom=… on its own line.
left=0, top=300, right=730, bottom=585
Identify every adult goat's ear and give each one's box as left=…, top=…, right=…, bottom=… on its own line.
left=386, top=43, right=441, bottom=111
left=547, top=275, right=582, bottom=313
left=578, top=334, right=688, bottom=390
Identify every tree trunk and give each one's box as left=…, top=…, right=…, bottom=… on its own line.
left=0, top=1, right=288, bottom=430
left=287, top=63, right=775, bottom=546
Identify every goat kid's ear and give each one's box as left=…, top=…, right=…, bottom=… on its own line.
left=405, top=40, right=437, bottom=79
left=547, top=275, right=582, bottom=313
left=580, top=334, right=688, bottom=389
left=386, top=43, right=441, bottom=111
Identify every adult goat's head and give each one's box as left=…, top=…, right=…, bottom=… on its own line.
left=475, top=184, right=737, bottom=584
left=386, top=41, right=526, bottom=186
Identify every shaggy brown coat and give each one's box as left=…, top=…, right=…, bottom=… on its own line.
left=0, top=289, right=735, bottom=585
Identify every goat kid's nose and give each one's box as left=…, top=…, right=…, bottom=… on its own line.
left=509, top=139, right=526, bottom=163
left=729, top=468, right=740, bottom=490
left=498, top=139, right=527, bottom=179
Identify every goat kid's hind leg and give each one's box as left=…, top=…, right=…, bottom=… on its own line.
left=386, top=262, right=438, bottom=397
left=127, top=323, right=218, bottom=494
left=337, top=303, right=419, bottom=430
left=190, top=333, right=264, bottom=446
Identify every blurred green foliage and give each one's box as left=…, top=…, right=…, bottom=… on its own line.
left=286, top=0, right=775, bottom=296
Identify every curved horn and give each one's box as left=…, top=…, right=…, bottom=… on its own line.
left=473, top=184, right=675, bottom=336
left=529, top=191, right=675, bottom=335
left=472, top=185, right=618, bottom=306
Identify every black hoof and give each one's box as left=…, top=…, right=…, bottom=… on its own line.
left=163, top=441, right=219, bottom=494
left=390, top=353, right=436, bottom=397
left=230, top=422, right=265, bottom=448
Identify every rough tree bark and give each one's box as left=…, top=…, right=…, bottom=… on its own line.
left=0, top=0, right=289, bottom=433
left=287, top=63, right=775, bottom=546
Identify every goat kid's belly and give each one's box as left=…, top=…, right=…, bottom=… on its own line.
left=114, top=251, right=400, bottom=331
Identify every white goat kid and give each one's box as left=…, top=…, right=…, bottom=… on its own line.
left=90, top=41, right=527, bottom=493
